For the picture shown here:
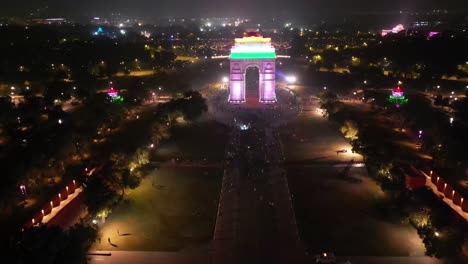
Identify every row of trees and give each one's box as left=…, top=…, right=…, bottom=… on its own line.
left=304, top=34, right=468, bottom=82
left=319, top=92, right=466, bottom=259
left=9, top=223, right=98, bottom=264
left=81, top=90, right=207, bottom=215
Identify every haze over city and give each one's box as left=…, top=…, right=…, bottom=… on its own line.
left=2, top=0, right=468, bottom=17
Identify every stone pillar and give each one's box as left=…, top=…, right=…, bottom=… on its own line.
left=260, top=60, right=276, bottom=103
left=229, top=61, right=245, bottom=103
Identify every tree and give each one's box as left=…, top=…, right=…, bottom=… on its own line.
left=11, top=223, right=98, bottom=264
left=319, top=91, right=344, bottom=117
left=12, top=225, right=66, bottom=263
left=340, top=120, right=359, bottom=141
left=180, top=90, right=208, bottom=121
left=130, top=148, right=150, bottom=168
left=82, top=176, right=117, bottom=215
left=112, top=169, right=141, bottom=198
left=59, top=223, right=98, bottom=263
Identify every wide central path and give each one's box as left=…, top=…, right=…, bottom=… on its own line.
left=212, top=109, right=305, bottom=264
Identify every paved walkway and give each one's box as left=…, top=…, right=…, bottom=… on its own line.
left=212, top=117, right=305, bottom=264
left=88, top=251, right=209, bottom=264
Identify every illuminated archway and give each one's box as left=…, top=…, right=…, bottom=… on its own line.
left=228, top=32, right=276, bottom=104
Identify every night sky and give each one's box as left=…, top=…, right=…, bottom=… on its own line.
left=1, top=0, right=467, bottom=18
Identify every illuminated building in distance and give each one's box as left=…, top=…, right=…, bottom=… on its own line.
left=228, top=32, right=276, bottom=104
left=381, top=24, right=405, bottom=37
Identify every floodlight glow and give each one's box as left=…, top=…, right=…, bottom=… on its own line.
left=222, top=77, right=229, bottom=83
left=285, top=76, right=297, bottom=84
left=240, top=124, right=250, bottom=130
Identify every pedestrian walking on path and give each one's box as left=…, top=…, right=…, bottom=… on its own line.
left=117, top=229, right=119, bottom=235
left=108, top=237, right=111, bottom=244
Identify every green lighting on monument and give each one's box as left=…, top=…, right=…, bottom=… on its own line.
left=230, top=52, right=276, bottom=59
left=388, top=86, right=408, bottom=107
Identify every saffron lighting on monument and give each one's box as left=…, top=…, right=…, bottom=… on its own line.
left=229, top=31, right=277, bottom=104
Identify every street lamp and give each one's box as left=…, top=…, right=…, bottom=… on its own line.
left=323, top=86, right=327, bottom=90
left=418, top=130, right=423, bottom=138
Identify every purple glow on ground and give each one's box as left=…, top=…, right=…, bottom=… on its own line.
left=428, top=32, right=440, bottom=38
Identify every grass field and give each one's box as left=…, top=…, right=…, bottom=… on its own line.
left=92, top=168, right=221, bottom=252
left=155, top=118, right=229, bottom=162
left=92, top=118, right=228, bottom=252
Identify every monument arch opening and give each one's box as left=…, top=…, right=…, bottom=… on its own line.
left=228, top=32, right=276, bottom=104
left=245, top=65, right=260, bottom=99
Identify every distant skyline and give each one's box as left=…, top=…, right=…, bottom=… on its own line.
left=2, top=0, right=467, bottom=18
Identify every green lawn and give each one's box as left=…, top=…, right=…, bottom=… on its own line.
left=92, top=167, right=221, bottom=251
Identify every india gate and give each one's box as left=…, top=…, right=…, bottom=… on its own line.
left=228, top=32, right=276, bottom=104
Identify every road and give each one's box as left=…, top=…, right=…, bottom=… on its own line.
left=212, top=106, right=305, bottom=264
